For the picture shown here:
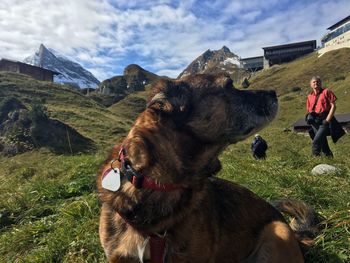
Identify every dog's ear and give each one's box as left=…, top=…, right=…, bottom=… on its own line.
left=148, top=92, right=174, bottom=113
left=148, top=80, right=191, bottom=116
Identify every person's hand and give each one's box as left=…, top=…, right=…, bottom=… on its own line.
left=322, top=119, right=329, bottom=125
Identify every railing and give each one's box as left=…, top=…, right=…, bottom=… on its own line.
left=322, top=22, right=350, bottom=44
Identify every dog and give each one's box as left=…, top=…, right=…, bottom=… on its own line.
left=97, top=74, right=319, bottom=263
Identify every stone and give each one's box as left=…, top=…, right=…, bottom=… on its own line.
left=311, top=164, right=342, bottom=176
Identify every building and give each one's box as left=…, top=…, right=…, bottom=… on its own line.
left=292, top=113, right=350, bottom=133
left=0, top=58, right=59, bottom=82
left=240, top=56, right=264, bottom=72
left=262, top=40, right=316, bottom=68
left=318, top=15, right=350, bottom=56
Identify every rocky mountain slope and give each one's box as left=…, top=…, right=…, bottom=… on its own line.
left=24, top=44, right=100, bottom=89
left=93, top=46, right=244, bottom=106
left=177, top=46, right=243, bottom=79
left=91, top=64, right=163, bottom=106
left=97, top=64, right=161, bottom=94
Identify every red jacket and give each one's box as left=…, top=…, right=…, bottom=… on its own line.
left=306, top=88, right=337, bottom=113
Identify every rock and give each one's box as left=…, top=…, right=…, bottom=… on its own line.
left=311, top=164, right=342, bottom=176
left=0, top=101, right=95, bottom=156
left=177, top=46, right=244, bottom=80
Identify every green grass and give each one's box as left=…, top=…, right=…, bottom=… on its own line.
left=0, top=151, right=106, bottom=262
left=0, top=72, right=139, bottom=147
left=219, top=129, right=350, bottom=262
left=0, top=49, right=350, bottom=262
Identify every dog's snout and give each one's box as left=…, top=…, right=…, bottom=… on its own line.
left=267, top=90, right=276, bottom=97
left=240, top=89, right=278, bottom=115
left=239, top=89, right=276, bottom=102
left=256, top=90, right=277, bottom=103
left=266, top=90, right=277, bottom=101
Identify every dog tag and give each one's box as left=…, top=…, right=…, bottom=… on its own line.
left=102, top=168, right=121, bottom=191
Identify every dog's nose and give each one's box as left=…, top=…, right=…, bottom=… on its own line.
left=241, top=89, right=276, bottom=103
left=237, top=89, right=278, bottom=118
left=266, top=90, right=277, bottom=99
left=266, top=90, right=278, bottom=105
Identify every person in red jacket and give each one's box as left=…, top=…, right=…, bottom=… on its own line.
left=306, top=76, right=337, bottom=157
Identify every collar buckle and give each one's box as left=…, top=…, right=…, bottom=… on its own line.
left=127, top=165, right=144, bottom=189
left=118, top=146, right=182, bottom=192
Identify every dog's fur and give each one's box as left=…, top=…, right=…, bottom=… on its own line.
left=97, top=74, right=319, bottom=263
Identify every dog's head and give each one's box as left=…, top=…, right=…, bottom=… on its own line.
left=148, top=74, right=277, bottom=144
left=120, top=74, right=277, bottom=183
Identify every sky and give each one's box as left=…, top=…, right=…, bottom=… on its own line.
left=0, top=0, right=349, bottom=81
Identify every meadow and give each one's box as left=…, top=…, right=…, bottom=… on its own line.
left=0, top=49, right=349, bottom=262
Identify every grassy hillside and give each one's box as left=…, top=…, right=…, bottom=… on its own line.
left=247, top=48, right=350, bottom=128
left=0, top=49, right=350, bottom=262
left=0, top=72, right=136, bottom=147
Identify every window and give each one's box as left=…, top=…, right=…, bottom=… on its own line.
left=324, top=21, right=350, bottom=43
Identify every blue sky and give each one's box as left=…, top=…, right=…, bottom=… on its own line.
left=0, top=0, right=349, bottom=80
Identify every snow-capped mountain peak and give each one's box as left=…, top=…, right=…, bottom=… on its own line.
left=177, top=46, right=242, bottom=79
left=24, top=44, right=100, bottom=88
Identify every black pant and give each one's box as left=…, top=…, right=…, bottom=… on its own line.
left=311, top=122, right=333, bottom=157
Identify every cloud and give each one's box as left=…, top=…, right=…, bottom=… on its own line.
left=156, top=68, right=183, bottom=78
left=225, top=0, right=350, bottom=57
left=0, top=0, right=349, bottom=80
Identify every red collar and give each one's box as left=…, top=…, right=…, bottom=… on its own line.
left=116, top=147, right=182, bottom=192
left=116, top=147, right=173, bottom=262
left=118, top=209, right=168, bottom=263
left=149, top=234, right=167, bottom=263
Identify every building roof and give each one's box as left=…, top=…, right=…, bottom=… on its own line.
left=0, top=58, right=60, bottom=75
left=327, top=15, right=350, bottom=31
left=241, top=56, right=264, bottom=61
left=262, top=40, right=316, bottom=51
left=293, top=113, right=350, bottom=128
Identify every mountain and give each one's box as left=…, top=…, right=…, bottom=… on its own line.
left=92, top=64, right=164, bottom=106
left=98, top=64, right=162, bottom=94
left=23, top=44, right=100, bottom=89
left=177, top=46, right=243, bottom=79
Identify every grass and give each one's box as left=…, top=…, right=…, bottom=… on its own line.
left=0, top=48, right=350, bottom=262
left=0, top=151, right=106, bottom=262
left=0, top=72, right=140, bottom=147
left=219, top=127, right=350, bottom=262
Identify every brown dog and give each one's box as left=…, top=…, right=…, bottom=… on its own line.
left=97, top=74, right=318, bottom=263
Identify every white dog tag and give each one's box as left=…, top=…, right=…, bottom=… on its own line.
left=102, top=168, right=121, bottom=191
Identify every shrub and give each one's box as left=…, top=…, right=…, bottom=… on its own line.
left=29, top=103, right=49, bottom=124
